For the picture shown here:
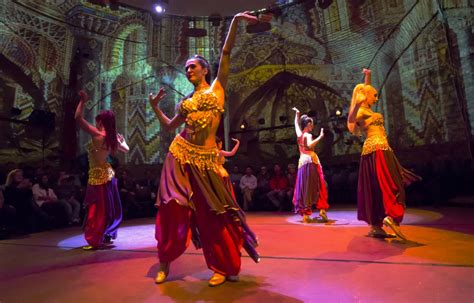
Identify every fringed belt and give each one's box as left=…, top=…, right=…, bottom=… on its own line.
left=298, top=152, right=319, bottom=168
left=362, top=135, right=393, bottom=156
left=88, top=162, right=114, bottom=185
left=169, top=134, right=220, bottom=172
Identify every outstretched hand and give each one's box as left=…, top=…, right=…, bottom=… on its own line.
left=319, top=128, right=325, bottom=138
left=292, top=107, right=300, bottom=114
left=149, top=88, right=167, bottom=108
left=234, top=11, right=272, bottom=24
left=362, top=68, right=371, bottom=75
left=231, top=138, right=240, bottom=143
left=78, top=90, right=88, bottom=102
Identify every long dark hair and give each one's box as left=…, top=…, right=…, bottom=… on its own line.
left=300, top=114, right=313, bottom=131
left=95, top=110, right=118, bottom=153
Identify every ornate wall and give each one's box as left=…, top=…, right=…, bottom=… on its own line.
left=0, top=0, right=472, bottom=167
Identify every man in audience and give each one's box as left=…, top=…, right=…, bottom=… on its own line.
left=267, top=164, right=289, bottom=211
left=32, top=174, right=72, bottom=226
left=239, top=166, right=257, bottom=211
left=55, top=175, right=81, bottom=224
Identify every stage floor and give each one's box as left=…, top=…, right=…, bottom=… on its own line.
left=1, top=206, right=473, bottom=302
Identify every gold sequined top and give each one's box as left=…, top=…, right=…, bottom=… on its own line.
left=86, top=141, right=115, bottom=185
left=359, top=112, right=393, bottom=155
left=169, top=134, right=220, bottom=172
left=178, top=90, right=224, bottom=133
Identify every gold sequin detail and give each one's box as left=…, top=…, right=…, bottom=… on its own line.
left=169, top=134, right=220, bottom=172
left=178, top=90, right=224, bottom=131
left=86, top=141, right=114, bottom=185
left=370, top=118, right=385, bottom=126
left=88, top=163, right=115, bottom=185
left=361, top=134, right=393, bottom=155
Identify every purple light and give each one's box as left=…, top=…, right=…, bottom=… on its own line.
left=154, top=4, right=165, bottom=13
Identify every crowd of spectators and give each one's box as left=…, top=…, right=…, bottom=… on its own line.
left=1, top=157, right=473, bottom=239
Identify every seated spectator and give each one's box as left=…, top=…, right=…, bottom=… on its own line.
left=286, top=163, right=297, bottom=203
left=229, top=165, right=243, bottom=205
left=55, top=175, right=81, bottom=224
left=137, top=169, right=157, bottom=200
left=32, top=174, right=72, bottom=226
left=118, top=169, right=142, bottom=218
left=239, top=166, right=257, bottom=211
left=255, top=166, right=271, bottom=210
left=0, top=189, right=17, bottom=238
left=267, top=164, right=289, bottom=211
left=135, top=169, right=158, bottom=217
left=229, top=166, right=243, bottom=189
left=4, top=169, right=50, bottom=232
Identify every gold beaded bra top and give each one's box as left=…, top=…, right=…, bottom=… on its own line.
left=86, top=141, right=114, bottom=185
left=169, top=89, right=225, bottom=172
left=359, top=111, right=392, bottom=155
left=178, top=89, right=224, bottom=136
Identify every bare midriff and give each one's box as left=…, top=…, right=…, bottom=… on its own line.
left=86, top=138, right=114, bottom=185
left=178, top=89, right=224, bottom=148
left=357, top=111, right=392, bottom=156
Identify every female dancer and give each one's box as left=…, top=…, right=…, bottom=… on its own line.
left=216, top=137, right=240, bottom=202
left=216, top=137, right=240, bottom=180
left=291, top=107, right=329, bottom=223
left=347, top=69, right=420, bottom=240
left=150, top=12, right=266, bottom=286
left=75, top=90, right=129, bottom=249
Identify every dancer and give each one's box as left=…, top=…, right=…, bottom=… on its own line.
left=347, top=69, right=421, bottom=240
left=216, top=137, right=240, bottom=180
left=150, top=11, right=266, bottom=286
left=291, top=107, right=329, bottom=223
left=75, top=90, right=129, bottom=250
left=216, top=137, right=241, bottom=202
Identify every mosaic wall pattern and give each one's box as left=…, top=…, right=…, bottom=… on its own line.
left=0, top=0, right=472, bottom=165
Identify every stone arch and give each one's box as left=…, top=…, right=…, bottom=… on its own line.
left=106, top=22, right=148, bottom=77
left=231, top=71, right=342, bottom=128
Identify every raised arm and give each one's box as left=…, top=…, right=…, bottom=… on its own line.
left=363, top=68, right=371, bottom=86
left=306, top=128, right=324, bottom=149
left=220, top=138, right=240, bottom=157
left=347, top=98, right=363, bottom=133
left=347, top=69, right=371, bottom=133
left=75, top=91, right=103, bottom=137
left=292, top=107, right=302, bottom=137
left=215, top=12, right=269, bottom=90
left=149, top=88, right=185, bottom=132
